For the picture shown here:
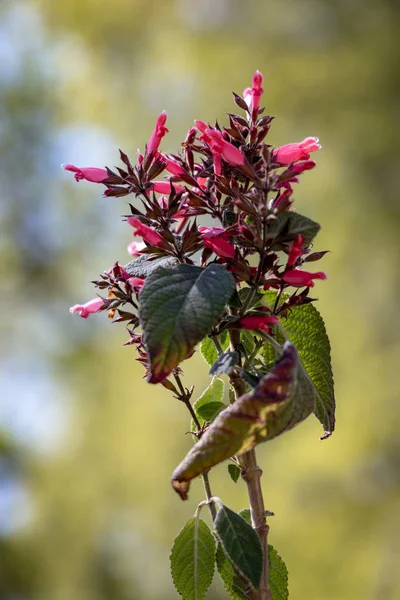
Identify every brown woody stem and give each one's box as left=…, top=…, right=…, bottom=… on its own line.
left=229, top=330, right=271, bottom=600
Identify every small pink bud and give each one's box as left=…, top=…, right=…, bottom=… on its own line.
left=282, top=269, right=327, bottom=288
left=128, top=217, right=164, bottom=247
left=243, top=87, right=252, bottom=109
left=147, top=111, right=169, bottom=156
left=290, top=160, right=316, bottom=175
left=70, top=297, right=105, bottom=318
left=62, top=164, right=108, bottom=183
left=274, top=137, right=321, bottom=166
left=251, top=70, right=264, bottom=112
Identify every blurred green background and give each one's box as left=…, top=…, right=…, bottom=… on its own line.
left=1, top=0, right=399, bottom=598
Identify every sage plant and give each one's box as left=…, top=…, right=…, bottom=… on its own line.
left=67, top=71, right=335, bottom=600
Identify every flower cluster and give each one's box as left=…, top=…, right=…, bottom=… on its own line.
left=66, top=71, right=327, bottom=377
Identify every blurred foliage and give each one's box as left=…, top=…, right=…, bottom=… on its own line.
left=1, top=0, right=400, bottom=599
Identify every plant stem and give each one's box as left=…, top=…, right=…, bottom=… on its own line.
left=174, top=374, right=217, bottom=520
left=229, top=332, right=271, bottom=600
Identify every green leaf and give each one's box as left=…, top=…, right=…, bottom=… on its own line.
left=191, top=379, right=226, bottom=431
left=216, top=544, right=248, bottom=600
left=268, top=545, right=288, bottom=600
left=172, top=343, right=312, bottom=500
left=227, top=463, right=241, bottom=483
left=124, top=254, right=177, bottom=278
left=139, top=264, right=235, bottom=383
left=264, top=292, right=335, bottom=437
left=268, top=211, right=321, bottom=246
left=214, top=505, right=263, bottom=591
left=170, top=517, right=216, bottom=600
left=200, top=332, right=229, bottom=367
left=238, top=509, right=275, bottom=525
left=210, top=351, right=239, bottom=376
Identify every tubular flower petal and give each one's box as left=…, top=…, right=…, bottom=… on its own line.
left=70, top=298, right=105, bottom=318
left=62, top=164, right=108, bottom=183
left=127, top=240, right=147, bottom=256
left=162, top=156, right=187, bottom=177
left=127, top=217, right=164, bottom=247
left=290, top=160, right=316, bottom=175
left=199, top=226, right=235, bottom=259
left=147, top=111, right=169, bottom=156
left=206, top=129, right=246, bottom=167
left=240, top=315, right=279, bottom=332
left=282, top=269, right=327, bottom=288
left=149, top=181, right=185, bottom=194
left=274, top=137, right=321, bottom=166
left=287, top=234, right=305, bottom=267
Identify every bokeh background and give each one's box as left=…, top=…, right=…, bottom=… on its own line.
left=1, top=0, right=400, bottom=598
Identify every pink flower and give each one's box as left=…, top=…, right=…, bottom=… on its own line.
left=287, top=235, right=305, bottom=267
left=240, top=315, right=279, bottom=332
left=162, top=156, right=187, bottom=177
left=70, top=297, right=105, bottom=318
left=282, top=269, right=327, bottom=287
left=147, top=112, right=169, bottom=156
left=274, top=137, right=321, bottom=166
left=128, top=277, right=145, bottom=289
left=127, top=240, right=147, bottom=256
left=128, top=217, right=164, bottom=247
left=195, top=122, right=246, bottom=169
left=149, top=181, right=185, bottom=195
left=243, top=87, right=252, bottom=109
left=199, top=226, right=235, bottom=259
left=62, top=164, right=108, bottom=183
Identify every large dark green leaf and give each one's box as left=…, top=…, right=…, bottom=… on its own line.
left=264, top=291, right=335, bottom=437
left=214, top=504, right=263, bottom=591
left=172, top=343, right=315, bottom=500
left=170, top=517, right=216, bottom=600
left=124, top=254, right=176, bottom=278
left=139, top=264, right=235, bottom=383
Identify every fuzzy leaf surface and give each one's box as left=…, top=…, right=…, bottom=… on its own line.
left=214, top=505, right=263, bottom=591
left=172, top=343, right=314, bottom=499
left=124, top=254, right=176, bottom=278
left=268, top=545, right=289, bottom=600
left=216, top=544, right=248, bottom=600
left=268, top=211, right=320, bottom=246
left=264, top=291, right=335, bottom=436
left=191, top=379, right=225, bottom=432
left=139, top=264, right=235, bottom=383
left=200, top=332, right=229, bottom=367
left=170, top=517, right=216, bottom=600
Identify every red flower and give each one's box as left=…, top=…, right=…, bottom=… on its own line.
left=287, top=234, right=305, bottom=267
left=149, top=181, right=185, bottom=195
left=147, top=111, right=169, bottom=156
left=199, top=226, right=236, bottom=259
left=240, top=315, right=279, bottom=332
left=274, top=137, right=321, bottom=166
left=290, top=160, right=316, bottom=175
left=62, top=164, right=108, bottom=183
left=70, top=297, right=105, bottom=318
left=128, top=217, right=164, bottom=247
left=282, top=269, right=327, bottom=287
